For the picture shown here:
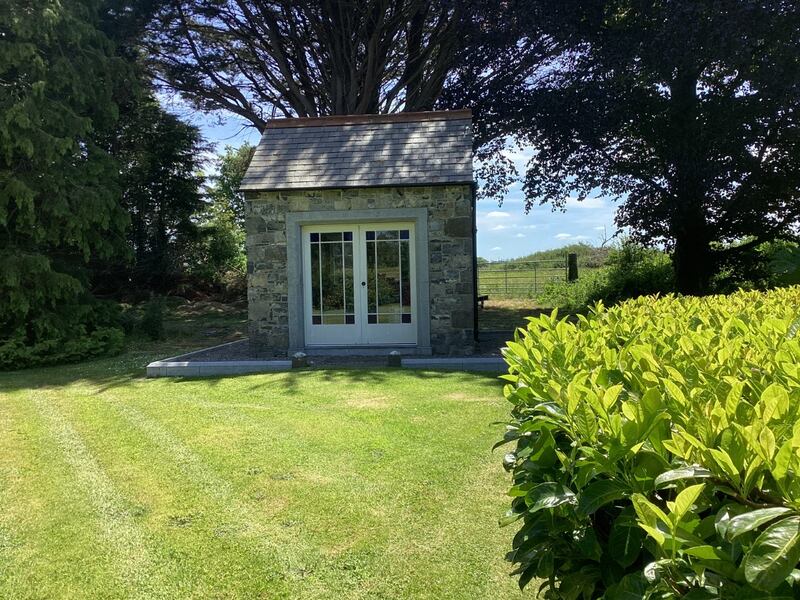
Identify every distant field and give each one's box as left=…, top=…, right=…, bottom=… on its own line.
left=478, top=263, right=603, bottom=300
left=478, top=264, right=566, bottom=299
left=477, top=244, right=610, bottom=300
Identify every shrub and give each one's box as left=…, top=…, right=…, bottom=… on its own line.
left=541, top=244, right=674, bottom=312
left=540, top=268, right=611, bottom=313
left=709, top=240, right=800, bottom=294
left=186, top=207, right=246, bottom=299
left=765, top=241, right=800, bottom=287
left=499, top=287, right=800, bottom=598
left=0, top=298, right=124, bottom=370
left=140, top=296, right=166, bottom=341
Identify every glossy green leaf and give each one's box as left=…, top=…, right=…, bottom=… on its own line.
left=576, top=480, right=628, bottom=517
left=668, top=484, right=705, bottom=524
left=608, top=522, right=645, bottom=568
left=602, top=384, right=624, bottom=410
left=726, top=508, right=793, bottom=540
left=743, top=516, right=800, bottom=591
left=524, top=482, right=576, bottom=513
left=683, top=545, right=729, bottom=561
left=631, top=494, right=664, bottom=525
left=760, top=384, right=790, bottom=423
left=654, top=467, right=714, bottom=489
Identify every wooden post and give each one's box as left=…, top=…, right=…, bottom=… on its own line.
left=568, top=253, right=579, bottom=282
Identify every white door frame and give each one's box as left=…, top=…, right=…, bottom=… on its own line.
left=301, top=224, right=361, bottom=346
left=301, top=222, right=417, bottom=347
left=286, top=208, right=432, bottom=355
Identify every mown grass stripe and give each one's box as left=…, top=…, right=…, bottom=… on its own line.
left=30, top=392, right=176, bottom=600
left=0, top=396, right=17, bottom=589
left=108, top=401, right=318, bottom=580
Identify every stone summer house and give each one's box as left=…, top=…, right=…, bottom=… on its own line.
left=241, top=109, right=476, bottom=357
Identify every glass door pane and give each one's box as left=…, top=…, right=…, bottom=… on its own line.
left=309, top=231, right=355, bottom=325
left=304, top=227, right=361, bottom=347
left=365, top=229, right=412, bottom=325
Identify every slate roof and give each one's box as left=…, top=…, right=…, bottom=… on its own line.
left=240, top=109, right=473, bottom=191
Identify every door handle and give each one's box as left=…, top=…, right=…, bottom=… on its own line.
left=361, top=281, right=366, bottom=287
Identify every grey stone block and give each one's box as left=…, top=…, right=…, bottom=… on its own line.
left=246, top=182, right=475, bottom=356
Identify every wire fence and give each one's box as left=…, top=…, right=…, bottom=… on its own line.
left=478, top=259, right=568, bottom=299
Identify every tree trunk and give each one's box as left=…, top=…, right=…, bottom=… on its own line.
left=668, top=67, right=714, bottom=295
left=672, top=221, right=714, bottom=295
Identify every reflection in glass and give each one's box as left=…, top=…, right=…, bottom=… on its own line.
left=309, top=231, right=355, bottom=325
left=366, top=230, right=412, bottom=325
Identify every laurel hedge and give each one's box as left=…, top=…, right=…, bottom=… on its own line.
left=499, top=287, right=800, bottom=598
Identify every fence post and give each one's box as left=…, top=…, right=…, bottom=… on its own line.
left=533, top=264, right=537, bottom=296
left=567, top=253, right=579, bottom=282
left=504, top=262, right=508, bottom=294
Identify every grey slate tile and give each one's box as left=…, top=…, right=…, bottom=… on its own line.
left=241, top=113, right=473, bottom=191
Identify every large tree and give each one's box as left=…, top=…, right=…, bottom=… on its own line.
left=0, top=0, right=136, bottom=367
left=472, top=0, right=800, bottom=294
left=206, top=142, right=255, bottom=227
left=107, top=94, right=206, bottom=293
left=145, top=0, right=492, bottom=128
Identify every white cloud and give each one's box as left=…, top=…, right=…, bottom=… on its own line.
left=573, top=235, right=590, bottom=240
left=566, top=197, right=607, bottom=210
left=521, top=225, right=537, bottom=230
left=554, top=233, right=572, bottom=239
left=491, top=224, right=509, bottom=231
left=486, top=210, right=511, bottom=218
left=515, top=233, right=525, bottom=238
left=593, top=226, right=607, bottom=231
left=491, top=246, right=502, bottom=251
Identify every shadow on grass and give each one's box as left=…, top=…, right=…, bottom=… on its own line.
left=478, top=305, right=553, bottom=331
left=0, top=351, right=504, bottom=396
left=171, top=366, right=505, bottom=394
left=0, top=350, right=166, bottom=394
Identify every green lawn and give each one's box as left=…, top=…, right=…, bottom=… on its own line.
left=0, top=350, right=523, bottom=598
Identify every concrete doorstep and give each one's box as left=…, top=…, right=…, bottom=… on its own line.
left=146, top=346, right=506, bottom=378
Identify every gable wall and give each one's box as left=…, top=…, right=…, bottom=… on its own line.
left=245, top=185, right=475, bottom=356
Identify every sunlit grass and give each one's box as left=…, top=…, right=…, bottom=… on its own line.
left=0, top=355, right=522, bottom=599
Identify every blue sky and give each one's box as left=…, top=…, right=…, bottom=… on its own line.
left=193, top=113, right=619, bottom=260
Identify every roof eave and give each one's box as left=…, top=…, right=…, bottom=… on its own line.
left=263, top=109, right=472, bottom=130
left=238, top=179, right=475, bottom=193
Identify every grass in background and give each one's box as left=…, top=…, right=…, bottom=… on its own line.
left=477, top=243, right=609, bottom=302
left=126, top=299, right=247, bottom=357
left=478, top=299, right=551, bottom=331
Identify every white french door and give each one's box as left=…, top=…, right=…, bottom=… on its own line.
left=302, top=223, right=417, bottom=346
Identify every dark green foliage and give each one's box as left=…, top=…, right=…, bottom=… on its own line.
left=469, top=0, right=800, bottom=294
left=1, top=0, right=130, bottom=369
left=710, top=240, right=800, bottom=294
left=0, top=296, right=124, bottom=370
left=139, top=296, right=165, bottom=341
left=206, top=143, right=254, bottom=227
left=499, top=287, right=800, bottom=598
left=118, top=306, right=139, bottom=335
left=768, top=242, right=800, bottom=286
left=542, top=244, right=674, bottom=311
left=187, top=207, right=246, bottom=300
left=147, top=1, right=483, bottom=125
left=108, top=94, right=206, bottom=293
left=186, top=143, right=252, bottom=299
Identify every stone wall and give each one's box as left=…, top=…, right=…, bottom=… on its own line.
left=245, top=185, right=475, bottom=356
